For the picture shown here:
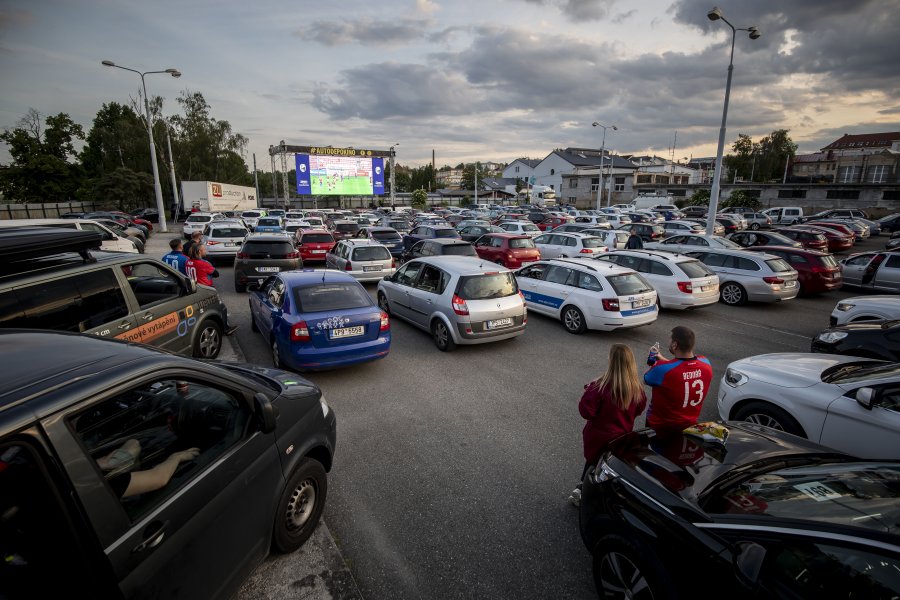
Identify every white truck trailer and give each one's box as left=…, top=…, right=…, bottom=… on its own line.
left=181, top=181, right=257, bottom=214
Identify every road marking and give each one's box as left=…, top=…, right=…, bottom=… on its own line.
left=725, top=318, right=811, bottom=340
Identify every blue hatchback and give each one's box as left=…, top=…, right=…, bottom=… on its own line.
left=249, top=270, right=391, bottom=371
left=255, top=216, right=284, bottom=233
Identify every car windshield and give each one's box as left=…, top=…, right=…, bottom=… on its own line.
left=582, top=237, right=605, bottom=248
left=434, top=228, right=459, bottom=238
left=509, top=238, right=535, bottom=249
left=522, top=224, right=540, bottom=232
left=371, top=230, right=401, bottom=241
left=301, top=233, right=334, bottom=244
left=821, top=361, right=900, bottom=384
left=210, top=227, right=247, bottom=237
left=294, top=282, right=372, bottom=312
left=679, top=261, right=714, bottom=278
left=186, top=215, right=210, bottom=223
left=607, top=273, right=654, bottom=296
left=765, top=258, right=793, bottom=273
left=335, top=223, right=360, bottom=233
left=457, top=272, right=518, bottom=300
left=257, top=218, right=280, bottom=226
left=242, top=212, right=261, bottom=218
left=442, top=244, right=477, bottom=256
left=352, top=246, right=391, bottom=261
left=707, top=462, right=900, bottom=535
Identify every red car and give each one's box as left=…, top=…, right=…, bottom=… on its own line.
left=774, top=227, right=829, bottom=251
left=745, top=246, right=843, bottom=295
left=805, top=221, right=856, bottom=240
left=537, top=216, right=574, bottom=231
left=295, top=229, right=336, bottom=262
left=111, top=211, right=153, bottom=232
left=473, top=233, right=541, bottom=268
left=800, top=225, right=854, bottom=253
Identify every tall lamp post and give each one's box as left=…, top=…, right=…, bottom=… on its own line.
left=704, top=7, right=760, bottom=235
left=591, top=121, right=617, bottom=209
left=102, top=60, right=181, bottom=233
left=389, top=143, right=399, bottom=208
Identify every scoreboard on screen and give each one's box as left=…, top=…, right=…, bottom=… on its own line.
left=295, top=148, right=385, bottom=196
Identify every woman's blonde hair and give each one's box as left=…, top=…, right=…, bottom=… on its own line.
left=597, top=344, right=643, bottom=409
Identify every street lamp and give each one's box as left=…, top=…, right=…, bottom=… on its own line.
left=592, top=121, right=617, bottom=209
left=389, top=143, right=399, bottom=208
left=102, top=60, right=181, bottom=233
left=704, top=7, right=760, bottom=235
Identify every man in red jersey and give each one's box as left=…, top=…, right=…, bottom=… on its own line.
left=643, top=326, right=713, bottom=431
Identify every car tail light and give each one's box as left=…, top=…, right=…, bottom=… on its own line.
left=380, top=312, right=390, bottom=331
left=345, top=261, right=353, bottom=271
left=763, top=276, right=784, bottom=285
left=392, top=258, right=397, bottom=268
left=236, top=252, right=248, bottom=259
left=286, top=251, right=299, bottom=259
left=677, top=281, right=693, bottom=293
left=579, top=248, right=593, bottom=253
left=602, top=298, right=620, bottom=311
left=452, top=294, right=469, bottom=315
left=207, top=240, right=219, bottom=245
left=290, top=321, right=311, bottom=342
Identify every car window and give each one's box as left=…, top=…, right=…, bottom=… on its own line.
left=765, top=258, right=792, bottom=272
left=582, top=237, right=605, bottom=249
left=210, top=227, right=248, bottom=238
left=733, top=257, right=760, bottom=271
left=352, top=246, right=391, bottom=261
left=844, top=254, right=873, bottom=266
left=696, top=252, right=725, bottom=267
left=72, top=378, right=250, bottom=520
left=395, top=262, right=423, bottom=287
left=294, top=282, right=372, bottom=311
left=616, top=255, right=642, bottom=271
left=456, top=272, right=517, bottom=300
left=0, top=269, right=130, bottom=332
left=649, top=260, right=673, bottom=276
left=518, top=264, right=546, bottom=279
left=416, top=265, right=445, bottom=294
left=442, top=244, right=477, bottom=257
left=577, top=272, right=602, bottom=291
left=122, top=263, right=183, bottom=308
left=434, top=229, right=458, bottom=239
left=685, top=236, right=709, bottom=246
left=534, top=234, right=551, bottom=244
left=509, top=238, right=535, bottom=249
left=543, top=265, right=575, bottom=286
left=886, top=255, right=900, bottom=269
left=490, top=237, right=505, bottom=248
left=267, top=278, right=286, bottom=307
left=665, top=236, right=684, bottom=244
left=607, top=273, right=654, bottom=295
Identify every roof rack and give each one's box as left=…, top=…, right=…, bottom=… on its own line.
left=554, top=258, right=598, bottom=272
left=0, top=227, right=102, bottom=263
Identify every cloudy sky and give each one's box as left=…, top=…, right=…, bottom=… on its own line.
left=1, top=0, right=899, bottom=170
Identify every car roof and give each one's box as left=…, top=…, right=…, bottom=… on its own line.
left=244, top=233, right=292, bottom=241
left=608, top=249, right=698, bottom=263
left=694, top=247, right=781, bottom=261
left=414, top=255, right=512, bottom=275
left=545, top=257, right=635, bottom=275
left=278, top=270, right=359, bottom=286
left=341, top=238, right=383, bottom=246
left=366, top=227, right=397, bottom=233
left=744, top=245, right=828, bottom=256
left=484, top=232, right=528, bottom=239
left=423, top=238, right=471, bottom=246
left=298, top=229, right=331, bottom=235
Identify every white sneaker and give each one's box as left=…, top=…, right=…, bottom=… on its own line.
left=567, top=487, right=582, bottom=507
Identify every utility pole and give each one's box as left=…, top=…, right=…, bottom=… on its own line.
left=474, top=162, right=478, bottom=206
left=389, top=144, right=398, bottom=207
left=253, top=153, right=260, bottom=206
left=165, top=125, right=180, bottom=222
left=279, top=140, right=289, bottom=210
left=269, top=147, right=277, bottom=209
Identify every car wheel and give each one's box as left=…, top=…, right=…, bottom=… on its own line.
left=750, top=223, right=760, bottom=230
left=431, top=319, right=456, bottom=352
left=272, top=337, right=283, bottom=369
left=561, top=305, right=587, bottom=334
left=378, top=292, right=391, bottom=315
left=733, top=402, right=806, bottom=437
left=249, top=303, right=259, bottom=332
left=719, top=282, right=747, bottom=306
left=593, top=534, right=675, bottom=600
left=192, top=320, right=222, bottom=359
left=272, top=458, right=328, bottom=553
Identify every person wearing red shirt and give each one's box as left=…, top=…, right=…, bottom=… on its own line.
left=570, top=344, right=647, bottom=506
left=643, top=326, right=712, bottom=431
left=185, top=244, right=237, bottom=335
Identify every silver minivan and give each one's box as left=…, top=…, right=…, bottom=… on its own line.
left=376, top=256, right=526, bottom=351
left=326, top=239, right=396, bottom=282
left=683, top=248, right=799, bottom=306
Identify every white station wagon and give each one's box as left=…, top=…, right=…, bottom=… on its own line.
left=515, top=258, right=658, bottom=334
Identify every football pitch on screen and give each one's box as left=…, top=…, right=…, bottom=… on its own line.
left=310, top=175, right=372, bottom=195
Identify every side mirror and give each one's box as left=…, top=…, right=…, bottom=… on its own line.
left=383, top=275, right=392, bottom=281
left=856, top=387, right=877, bottom=410
left=734, top=541, right=766, bottom=586
left=253, top=393, right=278, bottom=433
left=185, top=276, right=197, bottom=294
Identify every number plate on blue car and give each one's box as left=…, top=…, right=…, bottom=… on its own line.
left=331, top=326, right=365, bottom=338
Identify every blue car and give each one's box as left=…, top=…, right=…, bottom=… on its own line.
left=250, top=270, right=391, bottom=371
left=255, top=216, right=284, bottom=233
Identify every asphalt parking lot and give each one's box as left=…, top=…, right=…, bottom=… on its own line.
left=210, top=234, right=889, bottom=599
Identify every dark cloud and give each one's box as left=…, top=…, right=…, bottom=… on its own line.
left=295, top=17, right=433, bottom=47
left=799, top=121, right=900, bottom=152
left=0, top=8, right=33, bottom=29
left=519, top=0, right=618, bottom=22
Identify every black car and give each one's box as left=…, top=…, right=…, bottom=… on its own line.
left=402, top=224, right=461, bottom=250
left=399, top=238, right=476, bottom=264
left=621, top=222, right=665, bottom=241
left=879, top=213, right=900, bottom=234
left=580, top=425, right=900, bottom=599
left=728, top=230, right=803, bottom=249
left=458, top=224, right=504, bottom=242
left=811, top=319, right=900, bottom=361
left=716, top=215, right=741, bottom=234
left=887, top=232, right=900, bottom=251
left=0, top=330, right=336, bottom=600
left=131, top=207, right=161, bottom=223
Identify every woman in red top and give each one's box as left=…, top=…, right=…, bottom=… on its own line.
left=569, top=344, right=647, bottom=506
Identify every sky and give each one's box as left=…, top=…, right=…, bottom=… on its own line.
left=1, top=0, right=899, bottom=170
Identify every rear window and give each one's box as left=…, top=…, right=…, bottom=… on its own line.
left=210, top=227, right=247, bottom=238
left=434, top=229, right=459, bottom=238
left=371, top=230, right=401, bottom=241
left=522, top=224, right=540, bottom=232
left=442, top=244, right=477, bottom=257
left=257, top=218, right=280, bottom=226
left=241, top=241, right=294, bottom=257
left=294, top=283, right=372, bottom=312
left=766, top=258, right=793, bottom=273
left=352, top=246, right=391, bottom=261
left=608, top=273, right=654, bottom=296
left=389, top=221, right=409, bottom=229
left=242, top=212, right=261, bottom=218
left=301, top=233, right=334, bottom=244
left=457, top=272, right=518, bottom=300
left=509, top=238, right=535, bottom=249
left=335, top=223, right=360, bottom=233
left=818, top=254, right=838, bottom=268
left=678, top=260, right=714, bottom=278
left=582, top=237, right=605, bottom=248
left=186, top=215, right=210, bottom=223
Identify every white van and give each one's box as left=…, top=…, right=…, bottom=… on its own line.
left=0, top=219, right=139, bottom=253
left=763, top=207, right=804, bottom=225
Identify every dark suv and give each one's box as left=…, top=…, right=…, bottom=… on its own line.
left=399, top=238, right=477, bottom=264
left=0, top=330, right=336, bottom=600
left=233, top=233, right=301, bottom=292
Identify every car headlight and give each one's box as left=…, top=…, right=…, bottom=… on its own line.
left=836, top=303, right=854, bottom=312
left=592, top=458, right=619, bottom=483
left=724, top=367, right=749, bottom=387
left=320, top=395, right=330, bottom=418
left=817, top=331, right=848, bottom=343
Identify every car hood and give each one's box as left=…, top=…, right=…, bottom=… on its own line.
left=840, top=295, right=900, bottom=309
left=827, top=320, right=896, bottom=334
left=728, top=352, right=862, bottom=388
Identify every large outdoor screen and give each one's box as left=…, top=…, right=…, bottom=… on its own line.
left=295, top=154, right=385, bottom=195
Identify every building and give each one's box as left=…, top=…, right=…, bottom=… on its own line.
left=436, top=168, right=464, bottom=189
left=626, top=155, right=699, bottom=186
left=481, top=177, right=519, bottom=196
left=790, top=132, right=900, bottom=184
left=502, top=158, right=540, bottom=182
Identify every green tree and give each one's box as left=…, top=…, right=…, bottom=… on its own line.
left=80, top=102, right=147, bottom=179
left=411, top=188, right=428, bottom=210
left=90, top=167, right=154, bottom=211
left=409, top=164, right=436, bottom=192
left=722, top=129, right=797, bottom=183
left=461, top=162, right=482, bottom=191
left=685, top=188, right=710, bottom=206
left=721, top=189, right=761, bottom=210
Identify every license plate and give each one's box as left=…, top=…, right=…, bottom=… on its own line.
left=331, top=326, right=365, bottom=339
left=257, top=266, right=280, bottom=272
left=363, top=266, right=382, bottom=272
left=485, top=317, right=513, bottom=329
left=312, top=249, right=326, bottom=254
left=700, top=285, right=717, bottom=292
left=225, top=242, right=237, bottom=246
left=633, top=299, right=651, bottom=308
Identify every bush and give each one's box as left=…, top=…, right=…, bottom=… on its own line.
left=685, top=189, right=710, bottom=206
left=411, top=188, right=428, bottom=210
left=721, top=189, right=761, bottom=211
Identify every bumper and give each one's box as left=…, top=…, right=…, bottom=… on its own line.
left=801, top=275, right=843, bottom=294
left=348, top=268, right=396, bottom=282
left=586, top=305, right=659, bottom=330
left=454, top=318, right=527, bottom=344
left=285, top=334, right=391, bottom=371
left=663, top=291, right=719, bottom=310
left=810, top=339, right=837, bottom=354
left=300, top=251, right=329, bottom=262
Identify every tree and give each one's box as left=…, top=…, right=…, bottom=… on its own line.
left=461, top=162, right=482, bottom=191
left=685, top=188, right=710, bottom=206
left=721, top=189, right=761, bottom=210
left=409, top=164, right=435, bottom=192
left=80, top=102, right=147, bottom=179
left=722, top=130, right=797, bottom=183
left=411, top=188, right=428, bottom=210
left=91, top=167, right=154, bottom=211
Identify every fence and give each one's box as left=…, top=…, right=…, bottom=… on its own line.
left=0, top=202, right=102, bottom=220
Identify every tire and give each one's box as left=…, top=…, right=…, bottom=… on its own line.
left=733, top=401, right=806, bottom=437
left=250, top=302, right=259, bottom=332
left=431, top=319, right=456, bottom=352
left=192, top=320, right=222, bottom=359
left=593, top=534, right=675, bottom=600
left=750, top=222, right=760, bottom=230
left=378, top=292, right=391, bottom=315
left=561, top=305, right=587, bottom=334
left=719, top=282, right=747, bottom=306
left=272, top=337, right=283, bottom=369
left=272, top=458, right=328, bottom=553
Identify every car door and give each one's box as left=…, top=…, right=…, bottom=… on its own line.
left=42, top=370, right=282, bottom=600
left=874, top=254, right=900, bottom=291
left=840, top=253, right=873, bottom=286
left=534, top=234, right=558, bottom=258
left=116, top=261, right=194, bottom=354
left=254, top=276, right=285, bottom=338
left=408, top=265, right=445, bottom=327
left=534, top=265, right=575, bottom=315
left=820, top=384, right=900, bottom=459
left=386, top=262, right=424, bottom=321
